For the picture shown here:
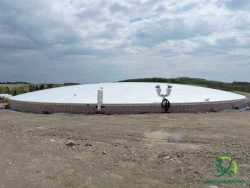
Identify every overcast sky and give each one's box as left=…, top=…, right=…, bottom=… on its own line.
left=0, top=0, right=250, bottom=83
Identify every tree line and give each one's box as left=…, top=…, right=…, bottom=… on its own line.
left=120, top=77, right=250, bottom=93
left=0, top=83, right=79, bottom=96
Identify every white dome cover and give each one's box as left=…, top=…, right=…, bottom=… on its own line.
left=10, top=82, right=245, bottom=104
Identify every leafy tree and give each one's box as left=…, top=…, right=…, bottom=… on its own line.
left=29, top=84, right=36, bottom=92
left=0, top=86, right=3, bottom=93
left=3, top=87, right=10, bottom=94
left=47, top=84, right=53, bottom=88
left=39, top=84, right=44, bottom=90
left=10, top=87, right=17, bottom=96
left=16, top=86, right=25, bottom=95
left=13, top=90, right=17, bottom=96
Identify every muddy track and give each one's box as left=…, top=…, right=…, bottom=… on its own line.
left=0, top=92, right=249, bottom=187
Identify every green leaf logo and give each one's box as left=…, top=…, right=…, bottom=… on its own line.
left=214, top=156, right=238, bottom=177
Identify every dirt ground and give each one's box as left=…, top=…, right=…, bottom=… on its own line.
left=0, top=94, right=249, bottom=188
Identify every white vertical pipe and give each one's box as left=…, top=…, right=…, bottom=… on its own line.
left=97, top=87, right=103, bottom=113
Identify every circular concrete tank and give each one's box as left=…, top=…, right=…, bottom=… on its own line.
left=9, top=82, right=247, bottom=114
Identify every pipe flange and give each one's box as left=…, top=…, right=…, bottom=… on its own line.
left=161, top=99, right=171, bottom=112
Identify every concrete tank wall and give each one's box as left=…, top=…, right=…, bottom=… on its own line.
left=9, top=99, right=247, bottom=114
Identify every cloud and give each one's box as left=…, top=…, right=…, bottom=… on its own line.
left=224, top=0, right=250, bottom=10
left=0, top=0, right=249, bottom=83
